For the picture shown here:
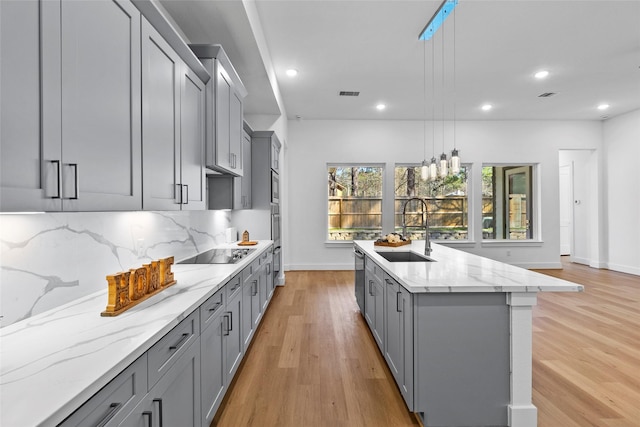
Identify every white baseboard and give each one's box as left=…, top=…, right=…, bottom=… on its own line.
left=607, top=263, right=640, bottom=277
left=517, top=262, right=563, bottom=269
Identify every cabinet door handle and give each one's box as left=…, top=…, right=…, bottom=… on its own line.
left=223, top=313, right=232, bottom=335
left=65, top=163, right=79, bottom=200
left=396, top=292, right=402, bottom=312
left=95, top=402, right=122, bottom=427
left=142, top=411, right=152, bottom=427
left=252, top=280, right=258, bottom=296
left=169, top=333, right=189, bottom=351
left=369, top=280, right=374, bottom=296
left=267, top=264, right=271, bottom=275
left=228, top=311, right=233, bottom=332
left=183, top=184, right=189, bottom=204
left=50, top=160, right=61, bottom=199
left=175, top=184, right=182, bottom=204
left=153, top=398, right=164, bottom=427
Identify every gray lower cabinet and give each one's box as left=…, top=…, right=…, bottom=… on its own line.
left=120, top=339, right=201, bottom=427
left=364, top=256, right=385, bottom=352
left=57, top=356, right=147, bottom=427
left=383, top=273, right=413, bottom=408
left=200, top=290, right=226, bottom=426
left=241, top=259, right=261, bottom=350
left=224, top=274, right=244, bottom=384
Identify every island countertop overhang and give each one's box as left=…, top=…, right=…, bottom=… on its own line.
left=354, top=240, right=584, bottom=294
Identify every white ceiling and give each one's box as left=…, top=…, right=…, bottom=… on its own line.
left=161, top=0, right=640, bottom=121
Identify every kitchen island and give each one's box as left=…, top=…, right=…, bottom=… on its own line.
left=354, top=240, right=583, bottom=427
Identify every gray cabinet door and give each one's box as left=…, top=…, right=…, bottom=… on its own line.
left=120, top=340, right=201, bottom=427
left=224, top=286, right=243, bottom=384
left=2, top=0, right=142, bottom=212
left=384, top=274, right=413, bottom=408
left=214, top=64, right=232, bottom=172
left=0, top=0, right=58, bottom=211
left=241, top=274, right=256, bottom=349
left=229, top=90, right=244, bottom=176
left=233, top=131, right=252, bottom=209
left=372, top=275, right=385, bottom=352
left=141, top=18, right=181, bottom=210
left=200, top=307, right=226, bottom=426
left=59, top=0, right=141, bottom=211
left=179, top=67, right=206, bottom=210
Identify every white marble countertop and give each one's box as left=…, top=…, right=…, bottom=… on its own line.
left=0, top=241, right=273, bottom=427
left=355, top=240, right=584, bottom=293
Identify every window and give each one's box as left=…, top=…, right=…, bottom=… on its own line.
left=482, top=165, right=535, bottom=240
left=394, top=165, right=469, bottom=240
left=328, top=165, right=384, bottom=240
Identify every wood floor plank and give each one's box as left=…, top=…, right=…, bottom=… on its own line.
left=213, top=259, right=640, bottom=427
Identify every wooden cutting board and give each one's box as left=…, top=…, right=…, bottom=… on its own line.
left=238, top=241, right=258, bottom=246
left=374, top=240, right=411, bottom=247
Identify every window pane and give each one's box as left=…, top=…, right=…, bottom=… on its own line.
left=394, top=165, right=468, bottom=240
left=328, top=165, right=383, bottom=240
left=482, top=165, right=534, bottom=240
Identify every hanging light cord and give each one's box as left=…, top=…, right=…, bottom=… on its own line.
left=423, top=40, right=427, bottom=162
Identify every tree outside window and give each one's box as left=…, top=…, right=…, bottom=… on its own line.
left=394, top=165, right=468, bottom=240
left=328, top=165, right=383, bottom=240
left=482, top=165, right=534, bottom=240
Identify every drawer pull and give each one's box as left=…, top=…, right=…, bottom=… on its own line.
left=397, top=291, right=402, bottom=312
left=169, top=333, right=189, bottom=351
left=153, top=398, right=164, bottom=427
left=208, top=301, right=222, bottom=312
left=252, top=280, right=258, bottom=296
left=222, top=312, right=231, bottom=337
left=95, top=402, right=122, bottom=427
left=142, top=411, right=152, bottom=427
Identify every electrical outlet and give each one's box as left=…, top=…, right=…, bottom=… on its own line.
left=136, top=238, right=146, bottom=257
left=506, top=250, right=511, bottom=257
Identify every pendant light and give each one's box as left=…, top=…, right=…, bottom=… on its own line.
left=439, top=18, right=448, bottom=179
left=450, top=5, right=461, bottom=174
left=429, top=37, right=438, bottom=182
left=421, top=38, right=429, bottom=181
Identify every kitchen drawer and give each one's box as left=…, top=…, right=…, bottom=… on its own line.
left=226, top=273, right=242, bottom=301
left=200, top=288, right=225, bottom=332
left=147, top=310, right=200, bottom=389
left=242, top=259, right=259, bottom=283
left=258, top=247, right=271, bottom=265
left=57, top=354, right=147, bottom=427
left=365, top=256, right=382, bottom=277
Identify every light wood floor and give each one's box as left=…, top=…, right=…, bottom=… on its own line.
left=214, top=260, right=639, bottom=427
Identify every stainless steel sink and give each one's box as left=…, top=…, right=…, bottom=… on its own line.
left=376, top=251, right=435, bottom=262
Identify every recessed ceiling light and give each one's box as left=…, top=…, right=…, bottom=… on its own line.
left=597, top=103, right=610, bottom=111
left=534, top=70, right=549, bottom=79
left=481, top=104, right=493, bottom=111
left=376, top=103, right=386, bottom=111
left=286, top=69, right=298, bottom=77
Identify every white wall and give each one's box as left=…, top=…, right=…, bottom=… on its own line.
left=286, top=119, right=603, bottom=271
left=603, top=109, right=640, bottom=276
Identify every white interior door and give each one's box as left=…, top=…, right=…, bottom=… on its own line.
left=559, top=163, right=573, bottom=255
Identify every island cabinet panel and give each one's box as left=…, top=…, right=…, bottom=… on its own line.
left=57, top=355, right=147, bottom=427
left=383, top=274, right=413, bottom=409
left=121, top=339, right=201, bottom=427
left=414, top=293, right=510, bottom=427
left=364, top=256, right=385, bottom=352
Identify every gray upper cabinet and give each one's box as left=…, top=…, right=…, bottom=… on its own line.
left=141, top=19, right=206, bottom=210
left=0, top=0, right=46, bottom=211
left=234, top=129, right=253, bottom=209
left=190, top=45, right=247, bottom=177
left=1, top=0, right=142, bottom=211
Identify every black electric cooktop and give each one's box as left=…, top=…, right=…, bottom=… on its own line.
left=177, top=248, right=255, bottom=264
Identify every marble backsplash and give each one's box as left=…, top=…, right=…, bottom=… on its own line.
left=0, top=210, right=232, bottom=327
